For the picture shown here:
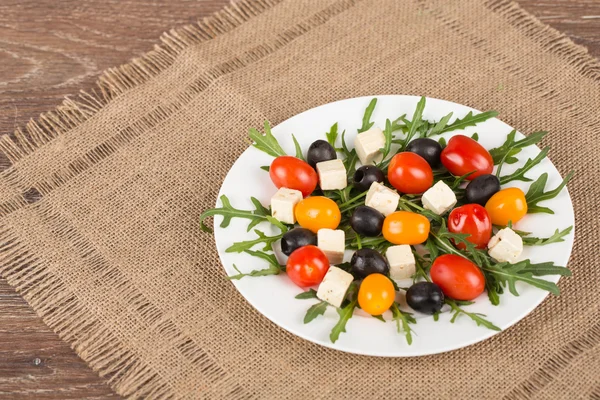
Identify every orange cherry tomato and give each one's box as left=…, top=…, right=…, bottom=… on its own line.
left=382, top=211, right=430, bottom=245
left=358, top=273, right=395, bottom=316
left=485, top=187, right=528, bottom=226
left=294, top=196, right=341, bottom=233
left=388, top=152, right=434, bottom=194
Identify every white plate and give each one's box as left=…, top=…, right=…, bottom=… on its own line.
left=213, top=95, right=575, bottom=357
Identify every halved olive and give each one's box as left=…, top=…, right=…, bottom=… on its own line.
left=465, top=174, right=501, bottom=206
left=353, top=165, right=384, bottom=192
left=280, top=228, right=317, bottom=256
left=406, top=138, right=443, bottom=168
left=350, top=206, right=384, bottom=237
left=405, top=282, right=444, bottom=315
left=351, top=248, right=389, bottom=278
left=306, top=140, right=337, bottom=169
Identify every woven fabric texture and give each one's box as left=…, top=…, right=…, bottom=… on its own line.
left=1, top=0, right=599, bottom=398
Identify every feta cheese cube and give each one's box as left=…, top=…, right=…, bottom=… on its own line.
left=317, top=266, right=354, bottom=307
left=421, top=181, right=457, bottom=215
left=270, top=188, right=302, bottom=224
left=365, top=182, right=400, bottom=216
left=354, top=127, right=385, bottom=165
left=318, top=228, right=345, bottom=264
left=316, top=159, right=347, bottom=190
left=386, top=245, right=416, bottom=280
left=488, top=227, right=523, bottom=263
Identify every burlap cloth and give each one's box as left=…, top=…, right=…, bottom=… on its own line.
left=1, top=0, right=599, bottom=398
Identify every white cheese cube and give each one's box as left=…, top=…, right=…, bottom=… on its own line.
left=386, top=245, right=416, bottom=280
left=354, top=127, right=385, bottom=165
left=317, top=266, right=354, bottom=307
left=270, top=188, right=302, bottom=224
left=488, top=227, right=523, bottom=263
left=316, top=159, right=347, bottom=190
left=317, top=228, right=345, bottom=265
left=421, top=181, right=457, bottom=215
left=365, top=182, right=400, bottom=216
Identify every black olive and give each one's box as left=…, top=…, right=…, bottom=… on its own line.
left=405, top=138, right=443, bottom=168
left=465, top=174, right=501, bottom=206
left=306, top=140, right=337, bottom=169
left=351, top=248, right=389, bottom=278
left=281, top=228, right=317, bottom=256
left=405, top=282, right=444, bottom=315
left=353, top=165, right=384, bottom=192
left=350, top=206, right=384, bottom=237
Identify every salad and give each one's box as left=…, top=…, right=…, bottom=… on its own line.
left=200, top=97, right=573, bottom=345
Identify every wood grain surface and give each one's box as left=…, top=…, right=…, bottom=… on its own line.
left=0, top=0, right=598, bottom=398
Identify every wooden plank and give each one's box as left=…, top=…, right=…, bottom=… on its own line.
left=0, top=0, right=597, bottom=397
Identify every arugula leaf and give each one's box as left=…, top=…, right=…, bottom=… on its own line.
left=200, top=195, right=270, bottom=233
left=295, top=289, right=318, bottom=299
left=499, top=146, right=550, bottom=184
left=304, top=301, right=328, bottom=324
left=446, top=299, right=501, bottom=331
left=427, top=112, right=453, bottom=137
left=399, top=96, right=426, bottom=149
left=438, top=137, right=447, bottom=147
left=373, top=315, right=386, bottom=322
left=330, top=297, right=357, bottom=343
left=377, top=119, right=394, bottom=169
left=248, top=121, right=286, bottom=158
left=389, top=114, right=407, bottom=132
left=358, top=98, right=378, bottom=133
left=292, top=134, right=305, bottom=161
left=525, top=171, right=574, bottom=214
left=326, top=122, right=339, bottom=148
left=340, top=130, right=358, bottom=178
left=228, top=250, right=284, bottom=280
left=489, top=130, right=547, bottom=165
left=520, top=226, right=573, bottom=246
left=436, top=110, right=498, bottom=135
left=226, top=229, right=283, bottom=253
left=481, top=259, right=563, bottom=296
left=260, top=165, right=270, bottom=172
left=391, top=303, right=416, bottom=345
left=471, top=132, right=479, bottom=141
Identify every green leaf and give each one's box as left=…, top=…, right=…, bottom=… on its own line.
left=341, top=130, right=359, bottom=179
left=200, top=195, right=270, bottom=233
left=446, top=299, right=501, bottom=331
left=304, top=301, right=328, bottom=324
left=438, top=110, right=498, bottom=134
left=427, top=112, right=453, bottom=137
left=228, top=250, right=283, bottom=280
left=378, top=119, right=393, bottom=165
left=471, top=132, right=479, bottom=141
left=499, top=146, right=550, bottom=185
left=326, top=122, right=339, bottom=148
left=373, top=315, right=386, bottom=322
left=400, top=96, right=426, bottom=149
left=489, top=130, right=547, bottom=165
left=295, top=289, right=318, bottom=299
left=226, top=229, right=283, bottom=253
left=525, top=171, right=574, bottom=214
left=521, top=226, right=573, bottom=246
left=433, top=312, right=439, bottom=322
left=481, top=260, right=562, bottom=296
left=248, top=121, right=286, bottom=158
left=292, top=134, right=305, bottom=161
left=358, top=98, right=378, bottom=133
left=438, top=137, right=447, bottom=147
left=330, top=298, right=357, bottom=343
left=391, top=303, right=416, bottom=345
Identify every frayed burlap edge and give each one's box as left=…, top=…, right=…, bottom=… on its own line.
left=0, top=0, right=599, bottom=398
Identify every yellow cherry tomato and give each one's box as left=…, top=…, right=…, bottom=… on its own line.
left=358, top=274, right=395, bottom=316
left=382, top=211, right=430, bottom=245
left=485, top=187, right=528, bottom=226
left=294, top=196, right=341, bottom=233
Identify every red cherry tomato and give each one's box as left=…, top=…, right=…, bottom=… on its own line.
left=286, top=245, right=330, bottom=287
left=430, top=254, right=485, bottom=301
left=448, top=204, right=492, bottom=250
left=440, top=135, right=493, bottom=180
left=270, top=156, right=318, bottom=197
left=387, top=152, right=433, bottom=194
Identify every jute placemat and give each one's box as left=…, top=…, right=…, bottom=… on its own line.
left=1, top=0, right=599, bottom=398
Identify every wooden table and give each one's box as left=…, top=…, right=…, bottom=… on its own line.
left=0, top=1, right=598, bottom=398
